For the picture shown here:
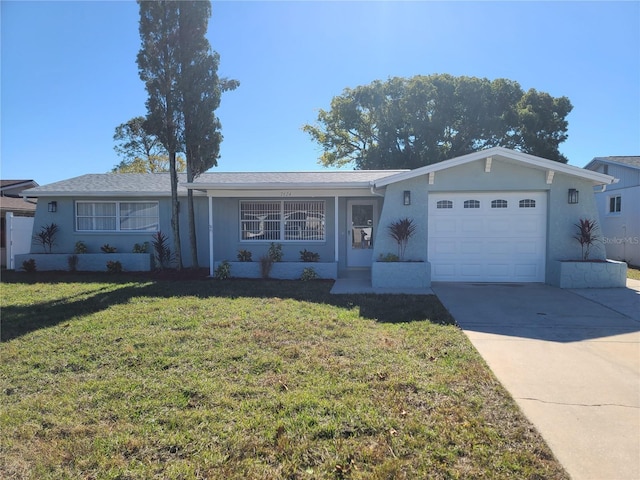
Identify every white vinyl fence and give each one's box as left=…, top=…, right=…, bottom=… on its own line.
left=5, top=212, right=34, bottom=270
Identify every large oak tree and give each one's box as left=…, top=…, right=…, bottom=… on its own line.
left=303, top=74, right=573, bottom=169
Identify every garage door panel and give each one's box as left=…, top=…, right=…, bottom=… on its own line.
left=515, top=241, right=541, bottom=255
left=487, top=241, right=511, bottom=255
left=460, top=241, right=482, bottom=254
left=486, top=219, right=511, bottom=233
left=428, top=192, right=546, bottom=282
left=461, top=219, right=484, bottom=233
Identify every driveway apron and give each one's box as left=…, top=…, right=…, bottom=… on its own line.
left=431, top=282, right=640, bottom=480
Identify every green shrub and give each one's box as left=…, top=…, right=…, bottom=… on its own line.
left=106, top=260, right=122, bottom=273
left=300, top=267, right=319, bottom=281
left=237, top=249, right=252, bottom=262
left=299, top=249, right=320, bottom=262
left=215, top=261, right=231, bottom=280
left=268, top=242, right=283, bottom=262
left=101, top=244, right=117, bottom=253
left=378, top=253, right=400, bottom=262
left=21, top=258, right=36, bottom=273
left=133, top=242, right=149, bottom=253
left=74, top=241, right=88, bottom=254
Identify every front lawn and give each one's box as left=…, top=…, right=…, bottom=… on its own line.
left=627, top=265, right=640, bottom=280
left=0, top=272, right=567, bottom=479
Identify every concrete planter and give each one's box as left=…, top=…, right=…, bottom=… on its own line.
left=372, top=261, right=431, bottom=289
left=552, top=259, right=628, bottom=288
left=217, top=261, right=338, bottom=280
left=14, top=253, right=153, bottom=272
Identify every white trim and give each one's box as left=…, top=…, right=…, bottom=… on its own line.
left=75, top=200, right=159, bottom=232
left=374, top=146, right=617, bottom=187
left=208, top=196, right=214, bottom=277
left=485, top=157, right=492, bottom=173
left=334, top=196, right=339, bottom=263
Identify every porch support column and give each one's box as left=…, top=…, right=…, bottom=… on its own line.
left=208, top=194, right=214, bottom=277
left=334, top=196, right=339, bottom=263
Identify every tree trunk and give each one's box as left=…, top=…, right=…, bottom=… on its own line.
left=169, top=149, right=183, bottom=270
left=186, top=163, right=199, bottom=269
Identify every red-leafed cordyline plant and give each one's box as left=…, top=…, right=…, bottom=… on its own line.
left=387, top=217, right=417, bottom=261
left=573, top=218, right=600, bottom=260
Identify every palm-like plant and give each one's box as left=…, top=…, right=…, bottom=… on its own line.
left=387, top=218, right=417, bottom=261
left=573, top=218, right=600, bottom=260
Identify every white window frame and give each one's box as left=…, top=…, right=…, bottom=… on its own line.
left=519, top=199, right=536, bottom=208
left=491, top=199, right=508, bottom=209
left=464, top=199, right=480, bottom=209
left=436, top=200, right=453, bottom=209
left=240, top=200, right=326, bottom=242
left=75, top=201, right=159, bottom=232
left=608, top=195, right=622, bottom=214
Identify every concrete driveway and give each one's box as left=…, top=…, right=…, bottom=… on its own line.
left=432, top=281, right=640, bottom=480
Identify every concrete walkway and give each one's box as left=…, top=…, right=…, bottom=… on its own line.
left=432, top=281, right=640, bottom=480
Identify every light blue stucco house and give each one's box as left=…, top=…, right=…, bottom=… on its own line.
left=18, top=147, right=626, bottom=289
left=585, top=156, right=640, bottom=267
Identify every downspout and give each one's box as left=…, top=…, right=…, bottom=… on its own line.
left=208, top=194, right=214, bottom=277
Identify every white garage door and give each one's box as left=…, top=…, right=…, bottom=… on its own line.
left=428, top=192, right=547, bottom=282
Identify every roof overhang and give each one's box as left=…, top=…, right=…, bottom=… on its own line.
left=584, top=157, right=640, bottom=171
left=373, top=146, right=617, bottom=188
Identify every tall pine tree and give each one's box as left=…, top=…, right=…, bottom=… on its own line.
left=137, top=1, right=183, bottom=269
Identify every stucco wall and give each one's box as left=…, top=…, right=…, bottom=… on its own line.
left=27, top=195, right=210, bottom=268
left=373, top=158, right=608, bottom=285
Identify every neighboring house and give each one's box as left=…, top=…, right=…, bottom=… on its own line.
left=1, top=180, right=38, bottom=268
left=18, top=147, right=621, bottom=288
left=584, top=156, right=640, bottom=266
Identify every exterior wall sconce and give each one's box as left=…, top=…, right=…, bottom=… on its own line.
left=403, top=190, right=411, bottom=205
left=568, top=189, right=579, bottom=204
left=48, top=201, right=57, bottom=213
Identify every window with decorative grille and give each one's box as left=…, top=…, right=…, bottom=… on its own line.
left=240, top=200, right=325, bottom=241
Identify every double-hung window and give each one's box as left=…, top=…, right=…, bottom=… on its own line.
left=76, top=201, right=159, bottom=232
left=240, top=200, right=325, bottom=241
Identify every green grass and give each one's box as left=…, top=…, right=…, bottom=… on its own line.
left=0, top=272, right=568, bottom=479
left=627, top=265, right=640, bottom=280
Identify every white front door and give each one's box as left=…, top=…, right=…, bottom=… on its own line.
left=347, top=200, right=377, bottom=267
left=428, top=192, right=547, bottom=282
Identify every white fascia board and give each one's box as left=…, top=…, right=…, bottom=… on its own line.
left=374, top=146, right=617, bottom=187
left=21, top=191, right=195, bottom=198
left=182, top=182, right=375, bottom=192
left=199, top=187, right=379, bottom=198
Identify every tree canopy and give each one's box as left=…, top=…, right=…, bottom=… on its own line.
left=112, top=116, right=185, bottom=173
left=303, top=74, right=573, bottom=169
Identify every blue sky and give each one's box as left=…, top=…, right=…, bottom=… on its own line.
left=2, top=1, right=639, bottom=186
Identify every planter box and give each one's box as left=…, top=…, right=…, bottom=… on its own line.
left=552, top=259, right=628, bottom=288
left=217, top=261, right=338, bottom=280
left=14, top=253, right=153, bottom=272
left=372, top=261, right=431, bottom=289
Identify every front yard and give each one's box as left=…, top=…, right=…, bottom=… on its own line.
left=0, top=272, right=567, bottom=479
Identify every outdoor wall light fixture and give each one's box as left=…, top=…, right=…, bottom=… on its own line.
left=403, top=190, right=411, bottom=205
left=568, top=189, right=579, bottom=204
left=48, top=201, right=57, bottom=213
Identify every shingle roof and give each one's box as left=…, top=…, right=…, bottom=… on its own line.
left=22, top=171, right=406, bottom=197
left=591, top=156, right=640, bottom=169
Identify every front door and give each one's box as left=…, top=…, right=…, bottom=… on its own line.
left=347, top=200, right=377, bottom=267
